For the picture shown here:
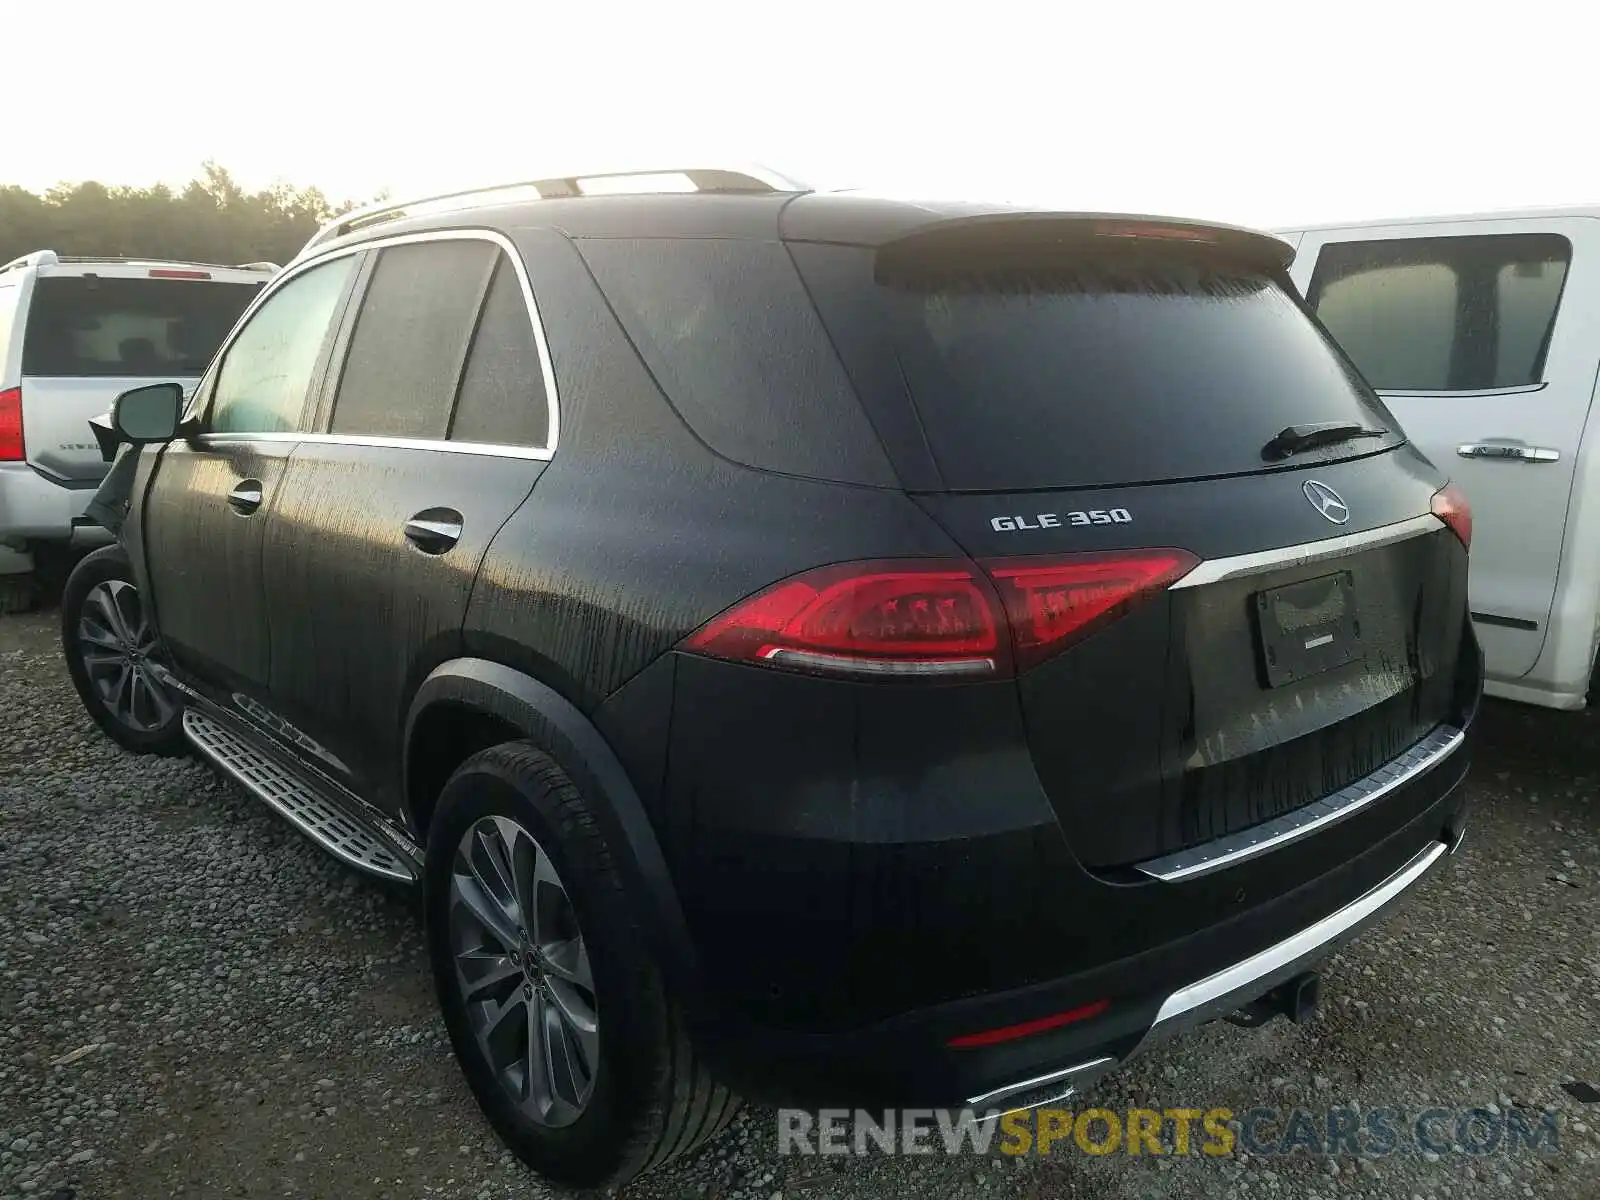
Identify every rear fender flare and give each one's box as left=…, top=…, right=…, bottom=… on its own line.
left=404, top=658, right=703, bottom=1009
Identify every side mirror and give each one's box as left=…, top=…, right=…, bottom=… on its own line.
left=112, top=382, right=185, bottom=444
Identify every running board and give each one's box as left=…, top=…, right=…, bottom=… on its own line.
left=183, top=708, right=420, bottom=884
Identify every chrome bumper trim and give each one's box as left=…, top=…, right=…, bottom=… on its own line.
left=960, top=835, right=1454, bottom=1116
left=1150, top=838, right=1448, bottom=1035
left=967, top=1056, right=1115, bottom=1115
left=1135, top=724, right=1465, bottom=883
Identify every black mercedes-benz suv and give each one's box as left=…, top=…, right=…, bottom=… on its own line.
left=61, top=167, right=1481, bottom=1189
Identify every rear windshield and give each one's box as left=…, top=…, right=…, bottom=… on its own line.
left=791, top=240, right=1403, bottom=491
left=22, top=275, right=262, bottom=378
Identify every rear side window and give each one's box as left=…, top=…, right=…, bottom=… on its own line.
left=331, top=239, right=497, bottom=439
left=791, top=240, right=1401, bottom=492
left=1307, top=234, right=1571, bottom=392
left=21, top=275, right=261, bottom=378
left=576, top=238, right=896, bottom=487
left=449, top=256, right=549, bottom=448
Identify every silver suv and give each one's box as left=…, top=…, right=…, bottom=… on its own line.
left=0, top=250, right=275, bottom=609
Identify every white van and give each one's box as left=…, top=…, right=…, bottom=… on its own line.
left=1279, top=207, right=1600, bottom=711
left=0, top=251, right=274, bottom=610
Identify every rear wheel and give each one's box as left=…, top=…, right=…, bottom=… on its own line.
left=424, top=741, right=739, bottom=1189
left=61, top=546, right=187, bottom=755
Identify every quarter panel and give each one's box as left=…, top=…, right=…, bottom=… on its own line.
left=465, top=228, right=965, bottom=711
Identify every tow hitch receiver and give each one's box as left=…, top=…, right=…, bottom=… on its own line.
left=1225, top=971, right=1321, bottom=1028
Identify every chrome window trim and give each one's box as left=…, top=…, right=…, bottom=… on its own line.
left=1133, top=724, right=1465, bottom=883
left=1378, top=382, right=1547, bottom=398
left=1170, top=513, right=1444, bottom=590
left=193, top=430, right=553, bottom=462
left=191, top=227, right=560, bottom=457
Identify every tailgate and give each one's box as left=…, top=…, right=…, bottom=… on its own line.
left=20, top=376, right=198, bottom=482
left=913, top=453, right=1472, bottom=870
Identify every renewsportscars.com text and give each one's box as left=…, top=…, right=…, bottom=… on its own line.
left=778, top=1105, right=1564, bottom=1159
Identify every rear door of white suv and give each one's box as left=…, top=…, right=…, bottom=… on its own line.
left=1287, top=217, right=1600, bottom=686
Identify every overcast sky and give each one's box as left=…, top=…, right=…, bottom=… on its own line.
left=9, top=0, right=1591, bottom=231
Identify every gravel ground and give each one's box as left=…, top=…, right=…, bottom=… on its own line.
left=1, top=606, right=1596, bottom=1200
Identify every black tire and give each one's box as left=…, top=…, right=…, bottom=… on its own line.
left=0, top=572, right=39, bottom=615
left=61, top=546, right=188, bottom=756
left=32, top=542, right=87, bottom=608
left=424, top=741, right=740, bottom=1190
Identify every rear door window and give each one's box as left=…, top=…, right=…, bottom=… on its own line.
left=330, top=239, right=497, bottom=440
left=21, top=275, right=262, bottom=378
left=1306, top=234, right=1571, bottom=392
left=791, top=240, right=1402, bottom=492
left=448, top=255, right=550, bottom=449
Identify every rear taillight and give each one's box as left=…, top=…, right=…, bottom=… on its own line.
left=1431, top=483, right=1472, bottom=550
left=149, top=268, right=211, bottom=279
left=680, top=549, right=1198, bottom=680
left=984, top=550, right=1200, bottom=673
left=0, top=387, right=22, bottom=461
left=681, top=559, right=1008, bottom=679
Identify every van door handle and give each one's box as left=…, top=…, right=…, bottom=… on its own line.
left=404, top=508, right=463, bottom=554
left=1457, top=442, right=1560, bottom=463
left=227, top=480, right=264, bottom=514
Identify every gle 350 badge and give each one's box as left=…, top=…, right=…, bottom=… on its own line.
left=991, top=507, right=1133, bottom=532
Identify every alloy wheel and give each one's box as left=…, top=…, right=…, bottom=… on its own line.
left=449, top=815, right=599, bottom=1127
left=77, top=580, right=178, bottom=732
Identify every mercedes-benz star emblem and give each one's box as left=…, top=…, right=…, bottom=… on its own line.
left=1302, top=480, right=1350, bottom=525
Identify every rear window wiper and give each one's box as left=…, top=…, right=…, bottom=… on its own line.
left=1261, top=421, right=1390, bottom=462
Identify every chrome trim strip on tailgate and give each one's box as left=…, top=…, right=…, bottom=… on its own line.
left=1149, top=838, right=1449, bottom=1031
left=1171, top=513, right=1445, bottom=590
left=1135, top=724, right=1465, bottom=883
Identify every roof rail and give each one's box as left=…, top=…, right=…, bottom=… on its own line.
left=1, top=249, right=60, bottom=272
left=299, top=164, right=812, bottom=256
left=3, top=251, right=279, bottom=274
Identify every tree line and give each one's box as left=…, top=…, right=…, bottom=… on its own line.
left=0, top=162, right=375, bottom=268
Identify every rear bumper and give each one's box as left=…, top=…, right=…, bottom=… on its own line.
left=0, top=462, right=108, bottom=545
left=695, top=757, right=1470, bottom=1110
left=968, top=833, right=1458, bottom=1113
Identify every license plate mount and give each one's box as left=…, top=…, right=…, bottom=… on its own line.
left=1253, top=570, right=1362, bottom=688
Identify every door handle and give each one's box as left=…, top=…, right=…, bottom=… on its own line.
left=1457, top=442, right=1560, bottom=463
left=227, top=480, right=264, bottom=514
left=404, top=508, right=463, bottom=554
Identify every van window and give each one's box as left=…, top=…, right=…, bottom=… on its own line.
left=21, top=275, right=261, bottom=378
left=1306, top=234, right=1571, bottom=392
left=0, top=284, right=17, bottom=366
